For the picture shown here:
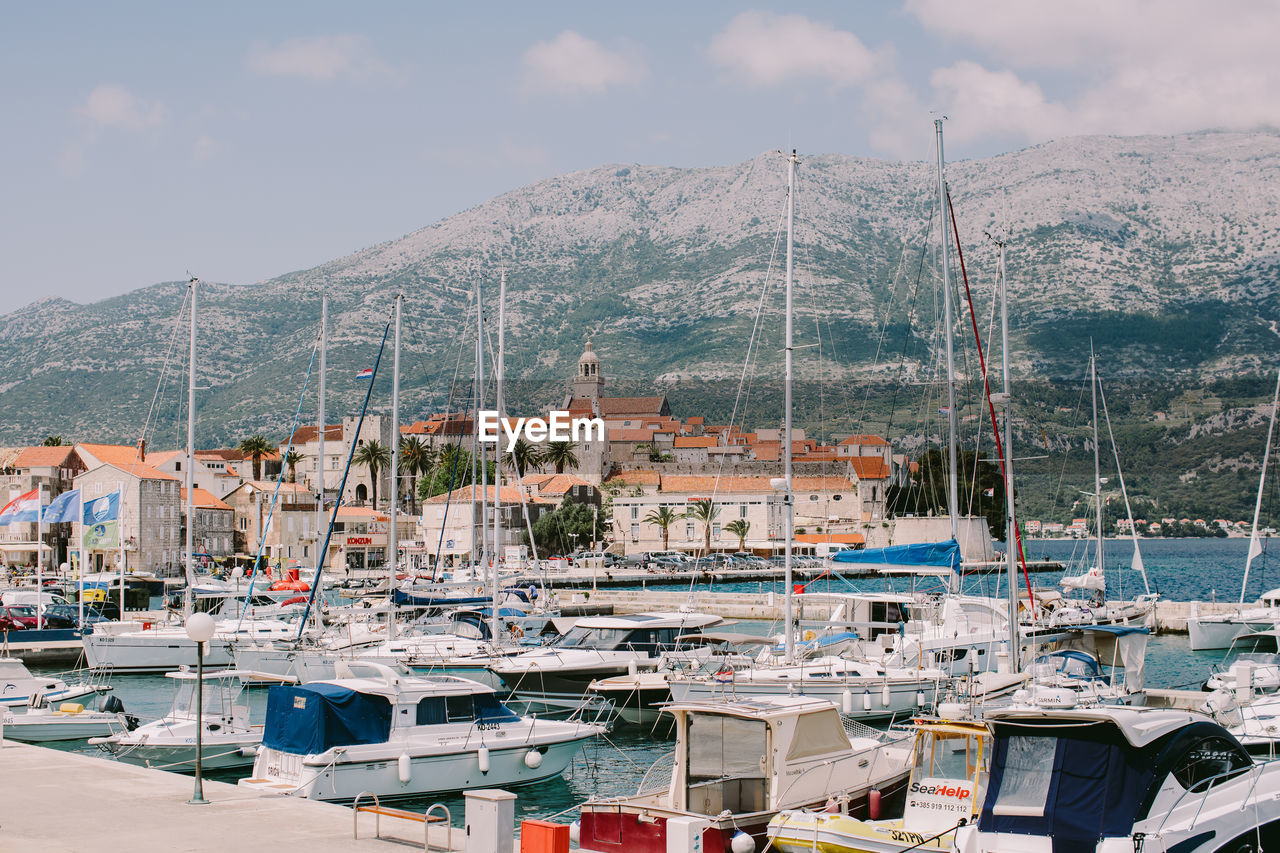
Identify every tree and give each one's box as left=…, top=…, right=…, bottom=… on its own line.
left=530, top=496, right=608, bottom=555
left=683, top=498, right=720, bottom=556
left=353, top=440, right=391, bottom=509
left=508, top=438, right=540, bottom=479
left=238, top=434, right=274, bottom=481
left=417, top=443, right=495, bottom=499
left=283, top=450, right=304, bottom=484
left=541, top=440, right=579, bottom=474
left=725, top=518, right=751, bottom=551
left=42, top=435, right=65, bottom=446
left=886, top=448, right=1007, bottom=540
left=398, top=436, right=433, bottom=516
left=643, top=506, right=680, bottom=551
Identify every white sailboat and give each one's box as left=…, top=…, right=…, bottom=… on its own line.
left=1188, top=369, right=1280, bottom=650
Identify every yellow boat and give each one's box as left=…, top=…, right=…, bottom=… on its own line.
left=767, top=718, right=989, bottom=853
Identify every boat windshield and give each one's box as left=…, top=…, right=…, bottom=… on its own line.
left=685, top=712, right=768, bottom=815
left=554, top=626, right=631, bottom=650
left=915, top=728, right=987, bottom=781
left=170, top=680, right=237, bottom=719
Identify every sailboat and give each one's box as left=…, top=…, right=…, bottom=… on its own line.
left=1188, top=369, right=1280, bottom=650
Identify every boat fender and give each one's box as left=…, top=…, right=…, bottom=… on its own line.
left=398, top=752, right=411, bottom=784
left=478, top=746, right=490, bottom=774
left=730, top=830, right=755, bottom=853
left=524, top=748, right=543, bottom=769
left=868, top=788, right=882, bottom=820
left=916, top=690, right=925, bottom=708
left=569, top=820, right=581, bottom=843
left=862, top=690, right=871, bottom=712
left=881, top=684, right=891, bottom=707
left=841, top=688, right=853, bottom=714
left=627, top=660, right=638, bottom=677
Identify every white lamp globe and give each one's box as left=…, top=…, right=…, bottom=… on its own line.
left=186, top=611, right=216, bottom=644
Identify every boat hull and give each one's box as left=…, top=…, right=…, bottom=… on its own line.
left=0, top=715, right=121, bottom=742
left=98, top=736, right=260, bottom=770
left=1188, top=617, right=1268, bottom=651
left=85, top=632, right=235, bottom=673
left=769, top=813, right=955, bottom=853
left=668, top=677, right=940, bottom=722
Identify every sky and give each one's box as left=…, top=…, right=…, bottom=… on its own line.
left=2, top=1, right=1276, bottom=315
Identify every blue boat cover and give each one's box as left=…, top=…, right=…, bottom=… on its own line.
left=262, top=682, right=392, bottom=755
left=831, top=539, right=961, bottom=570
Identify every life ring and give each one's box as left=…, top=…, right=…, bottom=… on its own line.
left=475, top=586, right=484, bottom=596
left=509, top=625, right=525, bottom=640
left=802, top=630, right=817, bottom=642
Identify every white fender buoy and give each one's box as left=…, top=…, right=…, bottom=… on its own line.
left=730, top=830, right=756, bottom=853
left=841, top=688, right=853, bottom=714
left=398, top=752, right=411, bottom=784
left=881, top=684, right=891, bottom=707
left=569, top=820, right=581, bottom=843
left=862, top=690, right=872, bottom=711
left=916, top=690, right=925, bottom=708
left=478, top=746, right=490, bottom=774
left=627, top=659, right=638, bottom=677
left=524, top=748, right=543, bottom=769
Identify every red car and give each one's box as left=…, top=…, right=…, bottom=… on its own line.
left=0, top=604, right=40, bottom=631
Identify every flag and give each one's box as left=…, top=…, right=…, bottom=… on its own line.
left=82, top=492, right=120, bottom=524
left=81, top=492, right=122, bottom=548
left=983, top=487, right=995, bottom=497
left=0, top=489, right=40, bottom=525
left=938, top=407, right=950, bottom=415
left=356, top=368, right=373, bottom=379
left=43, top=488, right=81, bottom=524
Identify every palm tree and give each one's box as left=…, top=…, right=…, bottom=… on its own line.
left=541, top=440, right=579, bottom=475
left=42, top=435, right=65, bottom=446
left=683, top=498, right=720, bottom=557
left=283, top=450, right=304, bottom=483
left=353, top=440, right=391, bottom=509
left=398, top=436, right=432, bottom=515
left=508, top=438, right=541, bottom=479
left=238, top=434, right=273, bottom=481
left=725, top=518, right=751, bottom=552
left=643, top=506, right=680, bottom=552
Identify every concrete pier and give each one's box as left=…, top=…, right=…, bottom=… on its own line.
left=0, top=740, right=470, bottom=852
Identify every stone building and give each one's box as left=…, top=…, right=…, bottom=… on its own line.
left=73, top=461, right=181, bottom=575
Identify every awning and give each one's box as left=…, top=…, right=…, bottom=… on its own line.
left=0, top=543, right=53, bottom=553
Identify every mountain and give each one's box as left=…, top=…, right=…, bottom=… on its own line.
left=1, top=129, right=1278, bottom=524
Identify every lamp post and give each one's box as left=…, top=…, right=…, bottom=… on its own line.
left=185, top=610, right=215, bottom=804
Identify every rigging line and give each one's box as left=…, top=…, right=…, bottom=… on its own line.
left=297, top=309, right=395, bottom=637
left=1050, top=372, right=1090, bottom=519
left=1098, top=376, right=1152, bottom=596
left=140, top=286, right=192, bottom=450
left=236, top=330, right=321, bottom=628
left=885, top=205, right=936, bottom=438
left=946, top=189, right=1032, bottom=600
left=430, top=296, right=479, bottom=578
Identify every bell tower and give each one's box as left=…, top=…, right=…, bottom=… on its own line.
left=571, top=341, right=604, bottom=400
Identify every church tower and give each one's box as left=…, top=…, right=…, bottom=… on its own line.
left=571, top=341, right=604, bottom=401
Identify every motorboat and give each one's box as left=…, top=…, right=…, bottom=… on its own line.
left=0, top=657, right=109, bottom=709
left=1002, top=625, right=1149, bottom=711
left=952, top=705, right=1280, bottom=853
left=89, top=668, right=274, bottom=770
left=1, top=693, right=136, bottom=742
left=768, top=716, right=990, bottom=853
left=575, top=696, right=914, bottom=853
left=84, top=617, right=298, bottom=673
left=489, top=611, right=723, bottom=715
left=1204, top=629, right=1280, bottom=693
left=239, top=661, right=603, bottom=801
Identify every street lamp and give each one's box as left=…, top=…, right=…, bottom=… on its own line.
left=185, top=610, right=216, bottom=804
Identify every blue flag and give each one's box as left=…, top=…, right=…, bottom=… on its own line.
left=82, top=492, right=120, bottom=525
left=43, top=489, right=81, bottom=524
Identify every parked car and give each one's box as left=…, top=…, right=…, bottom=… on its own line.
left=0, top=604, right=40, bottom=631
left=38, top=603, right=118, bottom=629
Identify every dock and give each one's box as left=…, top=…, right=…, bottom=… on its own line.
left=0, top=739, right=479, bottom=852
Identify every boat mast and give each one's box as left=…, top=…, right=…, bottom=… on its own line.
left=492, top=270, right=506, bottom=644
left=184, top=277, right=198, bottom=617
left=935, top=119, right=960, bottom=549
left=783, top=149, right=797, bottom=664
left=389, top=293, right=401, bottom=640
left=317, top=295, right=327, bottom=586
left=475, top=279, right=488, bottom=581
left=1091, top=348, right=1105, bottom=579
left=1242, top=369, right=1280, bottom=603
left=994, top=241, right=1019, bottom=664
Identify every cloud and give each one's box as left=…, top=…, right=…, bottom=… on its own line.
left=708, top=11, right=882, bottom=88
left=520, top=31, right=647, bottom=96
left=908, top=0, right=1280, bottom=140
left=81, top=84, right=166, bottom=131
left=247, top=35, right=391, bottom=81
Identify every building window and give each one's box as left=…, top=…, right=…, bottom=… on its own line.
left=175, top=462, right=181, bottom=472
left=630, top=523, right=639, bottom=541
left=739, top=504, right=747, bottom=518
left=630, top=506, right=639, bottom=520
left=712, top=523, right=721, bottom=539
left=686, top=523, right=695, bottom=540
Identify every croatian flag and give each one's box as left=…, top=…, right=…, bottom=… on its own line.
left=938, top=407, right=950, bottom=415
left=356, top=368, right=373, bottom=379
left=0, top=489, right=40, bottom=525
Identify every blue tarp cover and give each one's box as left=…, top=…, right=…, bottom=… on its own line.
left=831, top=539, right=961, bottom=569
left=262, top=682, right=392, bottom=755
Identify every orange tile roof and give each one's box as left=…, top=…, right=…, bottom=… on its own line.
left=839, top=434, right=890, bottom=446
left=752, top=445, right=781, bottom=461
left=336, top=506, right=390, bottom=519
left=604, top=469, right=661, bottom=486
left=673, top=436, right=717, bottom=449
left=792, top=476, right=857, bottom=490
left=598, top=396, right=668, bottom=416
left=424, top=486, right=556, bottom=505
left=288, top=424, right=343, bottom=443
left=686, top=417, right=704, bottom=425
left=794, top=533, right=866, bottom=545
left=77, top=443, right=144, bottom=467
left=609, top=428, right=655, bottom=442
left=88, top=461, right=179, bottom=482
left=847, top=458, right=890, bottom=480
left=523, top=473, right=592, bottom=496
left=181, top=487, right=231, bottom=511
left=12, top=446, right=77, bottom=469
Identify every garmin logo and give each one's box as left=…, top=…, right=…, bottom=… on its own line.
left=477, top=410, right=605, bottom=452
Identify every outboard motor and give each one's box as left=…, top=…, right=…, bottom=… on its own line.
left=100, top=694, right=124, bottom=714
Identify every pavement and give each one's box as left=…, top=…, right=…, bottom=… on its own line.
left=0, top=740, right=473, bottom=852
